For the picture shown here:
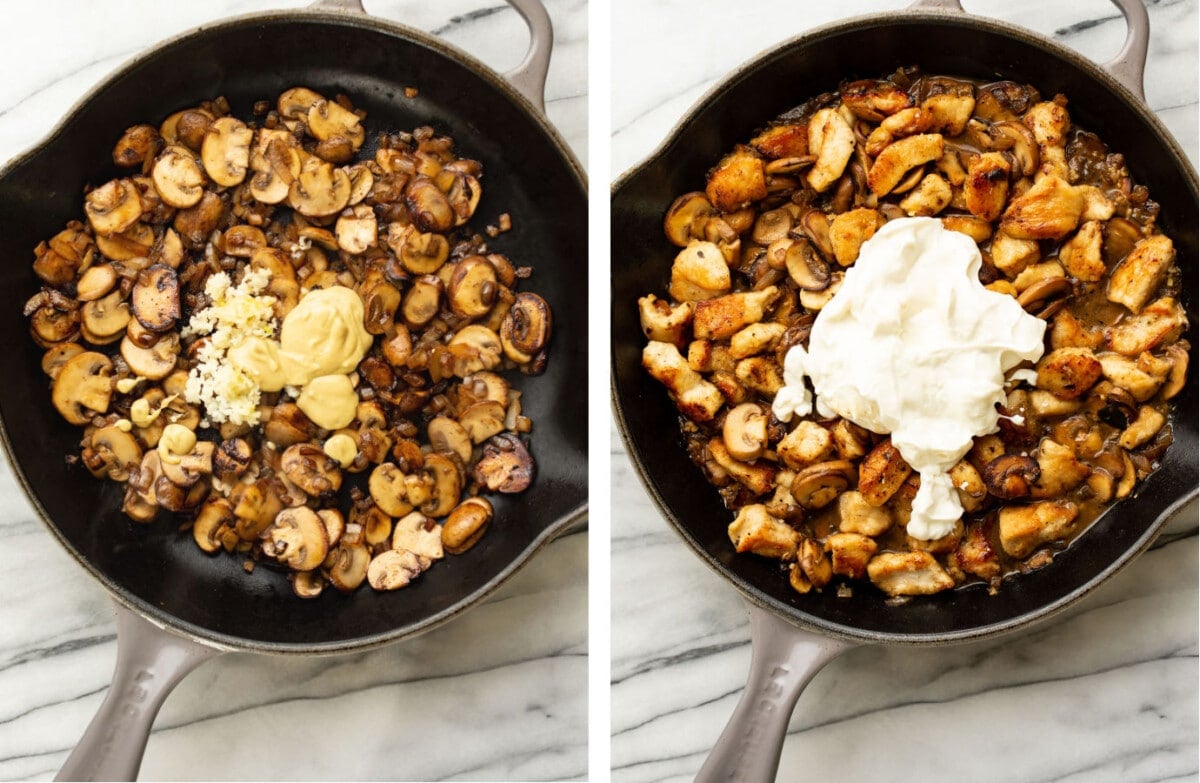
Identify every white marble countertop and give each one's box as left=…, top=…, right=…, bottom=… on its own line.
left=610, top=1, right=1198, bottom=781
left=0, top=1, right=587, bottom=780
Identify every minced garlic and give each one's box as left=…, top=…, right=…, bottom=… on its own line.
left=182, top=269, right=278, bottom=426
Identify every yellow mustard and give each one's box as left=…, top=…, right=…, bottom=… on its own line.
left=130, top=393, right=177, bottom=429
left=322, top=432, right=359, bottom=468
left=226, top=336, right=287, bottom=392
left=158, top=423, right=197, bottom=464
left=279, top=287, right=373, bottom=386
left=296, top=374, right=359, bottom=430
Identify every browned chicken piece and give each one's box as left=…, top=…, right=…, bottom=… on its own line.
left=867, top=551, right=955, bottom=596
left=941, top=215, right=993, bottom=244
left=687, top=339, right=737, bottom=373
left=826, top=532, right=878, bottom=579
left=728, top=504, right=799, bottom=559
left=777, top=420, right=834, bottom=471
left=1049, top=309, right=1104, bottom=350
left=999, top=175, right=1084, bottom=240
left=668, top=241, right=731, bottom=302
left=964, top=152, right=1011, bottom=222
left=706, top=145, right=767, bottom=212
left=750, top=123, right=809, bottom=159
left=1058, top=220, right=1105, bottom=282
left=948, top=459, right=987, bottom=513
left=806, top=108, right=856, bottom=193
left=841, top=79, right=911, bottom=121
left=989, top=230, right=1041, bottom=278
left=1107, top=234, right=1175, bottom=314
left=951, top=521, right=1002, bottom=580
left=1036, top=347, right=1103, bottom=400
left=693, top=287, right=778, bottom=340
left=734, top=356, right=785, bottom=396
left=899, top=173, right=953, bottom=217
left=920, top=92, right=976, bottom=136
left=867, top=134, right=944, bottom=195
left=858, top=438, right=913, bottom=506
left=1023, top=99, right=1071, bottom=179
left=998, top=499, right=1079, bottom=558
left=829, top=208, right=882, bottom=266
left=642, top=341, right=724, bottom=422
left=637, top=295, right=692, bottom=345
left=1097, top=352, right=1166, bottom=402
left=1030, top=439, right=1090, bottom=499
left=708, top=438, right=776, bottom=496
left=729, top=322, right=786, bottom=359
left=837, top=489, right=892, bottom=536
left=1108, top=297, right=1187, bottom=356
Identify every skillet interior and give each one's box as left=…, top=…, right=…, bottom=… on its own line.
left=0, top=12, right=587, bottom=652
left=612, top=13, right=1198, bottom=644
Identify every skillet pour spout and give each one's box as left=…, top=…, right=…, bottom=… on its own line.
left=610, top=0, right=1197, bottom=780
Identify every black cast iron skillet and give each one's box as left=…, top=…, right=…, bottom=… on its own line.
left=0, top=0, right=586, bottom=778
left=611, top=0, right=1198, bottom=779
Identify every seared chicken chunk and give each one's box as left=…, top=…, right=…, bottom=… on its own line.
left=998, top=500, right=1078, bottom=558
left=867, top=551, right=954, bottom=596
left=1107, top=235, right=1174, bottom=314
left=728, top=504, right=799, bottom=559
left=642, top=341, right=724, bottom=422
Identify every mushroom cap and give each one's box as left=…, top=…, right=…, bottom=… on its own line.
left=52, top=351, right=113, bottom=425
left=265, top=507, right=329, bottom=572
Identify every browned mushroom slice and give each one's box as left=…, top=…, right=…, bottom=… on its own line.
left=200, top=117, right=253, bottom=188
left=42, top=343, right=85, bottom=380
left=231, top=479, right=287, bottom=540
left=420, top=453, right=462, bottom=518
left=80, top=288, right=131, bottom=342
left=448, top=325, right=504, bottom=377
left=405, top=177, right=455, bottom=233
left=131, top=264, right=180, bottom=333
left=276, top=442, right=342, bottom=496
left=367, top=549, right=425, bottom=591
left=328, top=541, right=370, bottom=592
left=459, top=399, right=507, bottom=444
left=663, top=192, right=717, bottom=247
left=159, top=107, right=212, bottom=149
left=150, top=228, right=184, bottom=270
left=84, top=179, right=142, bottom=236
left=784, top=240, right=831, bottom=292
left=345, top=162, right=374, bottom=205
left=292, top=570, right=324, bottom=599
left=982, top=454, right=1040, bottom=499
left=448, top=256, right=499, bottom=319
left=120, top=332, right=179, bottom=381
left=441, top=498, right=494, bottom=555
left=250, top=140, right=302, bottom=205
left=112, top=124, right=161, bottom=168
left=95, top=223, right=154, bottom=263
left=473, top=433, right=535, bottom=494
left=307, top=99, right=365, bottom=149
left=790, top=460, right=855, bottom=510
left=392, top=226, right=450, bottom=274
left=277, top=87, right=324, bottom=119
left=212, top=437, right=252, bottom=482
left=335, top=204, right=378, bottom=254
left=722, top=403, right=768, bottom=462
left=161, top=441, right=214, bottom=487
left=437, top=169, right=482, bottom=226
left=396, top=276, right=440, bottom=331
left=75, top=264, right=118, bottom=302
left=151, top=145, right=206, bottom=208
left=52, top=351, right=113, bottom=425
left=191, top=498, right=234, bottom=554
left=499, top=293, right=551, bottom=364
left=426, top=416, right=473, bottom=464
left=221, top=225, right=266, bottom=258
left=83, top=425, right=143, bottom=482
left=369, top=462, right=413, bottom=517
left=174, top=190, right=224, bottom=248
left=288, top=161, right=352, bottom=218
left=264, top=507, right=330, bottom=572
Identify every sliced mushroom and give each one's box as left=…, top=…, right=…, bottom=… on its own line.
left=401, top=275, right=442, bottom=329
left=449, top=256, right=499, bottom=318
left=722, top=403, right=767, bottom=462
left=420, top=453, right=462, bottom=518
left=231, top=479, right=287, bottom=540
left=393, top=226, right=450, bottom=274
left=448, top=324, right=503, bottom=377
left=790, top=459, right=855, bottom=510
left=367, top=549, right=425, bottom=591
left=288, top=161, right=352, bottom=218
left=191, top=498, right=234, bottom=554
left=327, top=542, right=371, bottom=592
left=441, top=497, right=494, bottom=554
left=52, top=351, right=113, bottom=425
left=42, top=343, right=85, bottom=379
left=784, top=240, right=831, bottom=290
left=264, top=402, right=313, bottom=447
left=151, top=145, right=206, bottom=208
left=277, top=87, right=324, bottom=119
left=473, top=433, right=534, bottom=494
left=499, top=293, right=551, bottom=364
left=405, top=177, right=455, bottom=233
left=120, top=332, right=179, bottom=381
left=663, top=192, right=717, bottom=246
left=84, top=179, right=142, bottom=236
left=280, top=443, right=343, bottom=496
left=428, top=416, right=473, bottom=463
left=174, top=190, right=224, bottom=248
left=292, top=570, right=324, bottom=599
left=335, top=204, right=377, bottom=254
left=982, top=454, right=1040, bottom=499
left=307, top=99, right=365, bottom=148
left=131, top=264, right=180, bottom=333
left=84, top=425, right=143, bottom=482
left=80, top=288, right=131, bottom=342
left=263, top=507, right=330, bottom=572
left=213, top=437, right=253, bottom=481
left=369, top=462, right=413, bottom=517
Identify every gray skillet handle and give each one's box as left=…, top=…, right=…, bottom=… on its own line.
left=56, top=604, right=220, bottom=782
left=907, top=0, right=1150, bottom=99
left=695, top=603, right=852, bottom=783
left=309, top=0, right=554, bottom=113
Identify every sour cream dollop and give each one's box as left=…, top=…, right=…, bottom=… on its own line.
left=773, top=217, right=1046, bottom=540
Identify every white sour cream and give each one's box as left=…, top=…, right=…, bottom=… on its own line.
left=776, top=217, right=1046, bottom=540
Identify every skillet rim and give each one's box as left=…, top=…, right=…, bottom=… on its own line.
left=610, top=7, right=1199, bottom=646
left=0, top=7, right=588, bottom=655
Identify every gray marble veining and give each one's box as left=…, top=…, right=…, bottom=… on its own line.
left=610, top=1, right=1198, bottom=781
left=0, top=2, right=587, bottom=780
